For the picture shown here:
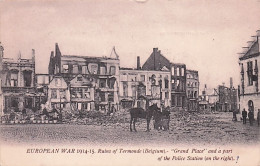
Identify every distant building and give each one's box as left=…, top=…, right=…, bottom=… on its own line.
left=207, top=88, right=219, bottom=111
left=119, top=66, right=171, bottom=109
left=218, top=83, right=238, bottom=112
left=142, top=48, right=187, bottom=108
left=0, top=43, right=37, bottom=115
left=199, top=81, right=238, bottom=112
left=199, top=84, right=209, bottom=110
left=186, top=69, right=199, bottom=111
left=48, top=43, right=120, bottom=112
left=239, top=33, right=260, bottom=118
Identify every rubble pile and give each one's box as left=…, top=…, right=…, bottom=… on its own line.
left=1, top=106, right=220, bottom=128
left=63, top=109, right=130, bottom=126
left=169, top=108, right=218, bottom=128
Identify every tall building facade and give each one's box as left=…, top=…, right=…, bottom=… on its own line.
left=142, top=48, right=187, bottom=108
left=239, top=34, right=259, bottom=118
left=119, top=67, right=171, bottom=109
left=0, top=44, right=37, bottom=115
left=48, top=43, right=120, bottom=112
left=171, top=63, right=186, bottom=108
left=186, top=69, right=199, bottom=111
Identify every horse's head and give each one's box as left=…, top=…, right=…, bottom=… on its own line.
left=148, top=103, right=160, bottom=114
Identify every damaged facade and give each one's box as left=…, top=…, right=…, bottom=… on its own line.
left=218, top=82, right=238, bottom=112
left=142, top=48, right=187, bottom=108
left=0, top=42, right=37, bottom=115
left=186, top=69, right=199, bottom=111
left=119, top=66, right=171, bottom=109
left=48, top=44, right=120, bottom=112
left=35, top=74, right=49, bottom=109
left=47, top=76, right=70, bottom=110
left=0, top=42, right=201, bottom=116
left=69, top=74, right=95, bottom=111
left=199, top=80, right=238, bottom=112
left=239, top=33, right=260, bottom=119
left=171, top=63, right=187, bottom=108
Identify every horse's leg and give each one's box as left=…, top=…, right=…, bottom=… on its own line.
left=133, top=118, right=137, bottom=132
left=130, top=117, right=133, bottom=132
left=146, top=118, right=150, bottom=132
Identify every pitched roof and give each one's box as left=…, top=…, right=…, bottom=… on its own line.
left=239, top=38, right=259, bottom=60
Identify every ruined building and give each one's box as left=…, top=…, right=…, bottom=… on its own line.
left=142, top=48, right=187, bottom=108
left=119, top=56, right=171, bottom=109
left=0, top=42, right=37, bottom=115
left=48, top=44, right=120, bottom=112
left=186, top=69, right=199, bottom=111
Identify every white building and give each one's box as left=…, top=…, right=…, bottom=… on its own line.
left=119, top=68, right=171, bottom=109
left=239, top=33, right=259, bottom=119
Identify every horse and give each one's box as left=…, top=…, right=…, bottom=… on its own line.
left=129, top=103, right=160, bottom=132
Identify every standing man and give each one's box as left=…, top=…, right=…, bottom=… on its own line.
left=242, top=108, right=247, bottom=124
left=257, top=109, right=260, bottom=127
left=111, top=104, right=116, bottom=114
left=248, top=111, right=254, bottom=126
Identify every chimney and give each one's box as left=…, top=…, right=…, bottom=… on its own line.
left=153, top=48, right=158, bottom=53
left=18, top=51, right=21, bottom=60
left=137, top=56, right=141, bottom=70
left=32, top=49, right=35, bottom=62
left=0, top=42, right=4, bottom=58
left=230, top=77, right=233, bottom=88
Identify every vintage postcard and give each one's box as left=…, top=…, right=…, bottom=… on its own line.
left=0, top=0, right=259, bottom=166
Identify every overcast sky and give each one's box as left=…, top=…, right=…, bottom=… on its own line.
left=1, top=0, right=260, bottom=90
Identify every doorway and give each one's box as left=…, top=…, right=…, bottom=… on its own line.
left=248, top=100, right=254, bottom=117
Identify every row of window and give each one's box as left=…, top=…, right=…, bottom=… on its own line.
left=98, top=92, right=114, bottom=102
left=50, top=88, right=116, bottom=102
left=71, top=88, right=91, bottom=99
left=51, top=89, right=66, bottom=99
left=187, top=81, right=198, bottom=87
left=247, top=61, right=254, bottom=86
left=4, top=97, right=34, bottom=109
left=5, top=71, right=32, bottom=87
left=187, top=90, right=198, bottom=98
left=121, top=74, right=169, bottom=89
left=122, top=83, right=170, bottom=99
left=187, top=73, right=198, bottom=79
left=99, top=78, right=116, bottom=89
left=172, top=67, right=185, bottom=76
left=62, top=64, right=116, bottom=75
left=241, top=60, right=259, bottom=87
left=172, top=79, right=185, bottom=91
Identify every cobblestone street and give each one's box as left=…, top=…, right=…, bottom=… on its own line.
left=0, top=111, right=259, bottom=146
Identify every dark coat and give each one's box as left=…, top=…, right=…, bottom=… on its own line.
left=242, top=110, right=247, bottom=117
left=248, top=112, right=254, bottom=119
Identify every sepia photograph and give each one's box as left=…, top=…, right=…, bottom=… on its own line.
left=0, top=0, right=259, bottom=165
